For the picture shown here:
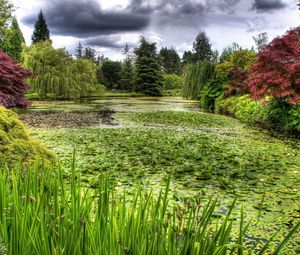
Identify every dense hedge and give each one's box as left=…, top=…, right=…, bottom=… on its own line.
left=0, top=106, right=54, bottom=167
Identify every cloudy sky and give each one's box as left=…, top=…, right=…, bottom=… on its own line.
left=12, top=0, right=299, bottom=60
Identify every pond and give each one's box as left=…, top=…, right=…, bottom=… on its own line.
left=20, top=96, right=300, bottom=253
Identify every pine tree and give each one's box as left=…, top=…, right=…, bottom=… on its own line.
left=120, top=44, right=134, bottom=91
left=159, top=47, right=181, bottom=74
left=134, top=37, right=163, bottom=96
left=74, top=42, right=83, bottom=59
left=32, top=10, right=50, bottom=44
left=4, top=17, right=25, bottom=62
left=192, top=32, right=213, bottom=63
left=83, top=47, right=96, bottom=61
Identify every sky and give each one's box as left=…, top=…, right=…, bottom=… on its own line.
left=12, top=0, right=300, bottom=60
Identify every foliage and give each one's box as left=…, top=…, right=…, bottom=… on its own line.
left=215, top=95, right=300, bottom=132
left=159, top=47, right=181, bottom=74
left=120, top=44, right=134, bottom=91
left=3, top=17, right=25, bottom=62
left=74, top=41, right=83, bottom=59
left=162, top=73, right=183, bottom=90
left=219, top=43, right=242, bottom=63
left=22, top=41, right=104, bottom=99
left=253, top=32, right=268, bottom=51
left=0, top=0, right=13, bottom=46
left=0, top=106, right=54, bottom=167
left=83, top=46, right=96, bottom=61
left=199, top=79, right=225, bottom=112
left=134, top=37, right=163, bottom=96
left=263, top=98, right=300, bottom=132
left=216, top=49, right=256, bottom=96
left=248, top=27, right=300, bottom=105
left=192, top=32, right=214, bottom=63
left=183, top=61, right=215, bottom=99
left=0, top=50, right=31, bottom=108
left=0, top=162, right=299, bottom=255
left=182, top=50, right=193, bottom=65
left=101, top=59, right=122, bottom=90
left=31, top=10, right=50, bottom=44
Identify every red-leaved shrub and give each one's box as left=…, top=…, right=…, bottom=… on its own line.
left=0, top=51, right=31, bottom=108
left=248, top=27, right=300, bottom=105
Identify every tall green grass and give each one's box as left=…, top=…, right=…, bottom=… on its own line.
left=0, top=161, right=298, bottom=254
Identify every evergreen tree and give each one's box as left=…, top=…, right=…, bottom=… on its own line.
left=101, top=60, right=122, bottom=90
left=83, top=47, right=96, bottom=61
left=192, top=32, right=213, bottom=63
left=159, top=47, right=181, bottom=74
left=182, top=50, right=193, bottom=65
left=74, top=42, right=83, bottom=59
left=4, top=17, right=25, bottom=62
left=32, top=10, right=50, bottom=44
left=120, top=44, right=134, bottom=91
left=134, top=37, right=163, bottom=96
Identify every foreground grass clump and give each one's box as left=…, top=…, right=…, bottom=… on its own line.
left=0, top=162, right=299, bottom=255
left=0, top=106, right=54, bottom=166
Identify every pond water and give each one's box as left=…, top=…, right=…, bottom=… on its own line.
left=22, top=96, right=300, bottom=253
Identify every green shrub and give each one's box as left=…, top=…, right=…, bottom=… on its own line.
left=263, top=99, right=300, bottom=132
left=199, top=79, right=225, bottom=112
left=162, top=73, right=183, bottom=90
left=0, top=106, right=54, bottom=167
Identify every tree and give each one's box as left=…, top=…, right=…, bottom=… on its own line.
left=192, top=32, right=213, bottom=63
left=159, top=47, right=181, bottom=74
left=134, top=37, right=163, bottom=96
left=219, top=43, right=242, bottom=63
left=32, top=10, right=50, bottom=44
left=22, top=41, right=103, bottom=99
left=217, top=49, right=256, bottom=96
left=74, top=42, right=83, bottom=59
left=183, top=61, right=215, bottom=99
left=83, top=47, right=96, bottom=61
left=120, top=44, right=134, bottom=91
left=4, top=17, right=25, bottom=62
left=182, top=50, right=193, bottom=65
left=0, top=50, right=31, bottom=108
left=0, top=0, right=14, bottom=48
left=253, top=32, right=268, bottom=51
left=248, top=27, right=300, bottom=105
left=101, top=60, right=122, bottom=90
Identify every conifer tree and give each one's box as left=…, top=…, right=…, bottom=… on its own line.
left=120, top=44, right=134, bottom=91
left=5, top=17, right=25, bottom=62
left=192, top=32, right=213, bottom=63
left=159, top=47, right=181, bottom=74
left=31, top=10, right=50, bottom=44
left=134, top=37, right=163, bottom=96
left=74, top=42, right=83, bottom=59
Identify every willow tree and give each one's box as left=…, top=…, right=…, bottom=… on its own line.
left=22, top=41, right=103, bottom=99
left=183, top=61, right=215, bottom=99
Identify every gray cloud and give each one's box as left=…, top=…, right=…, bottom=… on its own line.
left=22, top=0, right=150, bottom=38
left=252, top=0, right=287, bottom=12
left=84, top=35, right=137, bottom=49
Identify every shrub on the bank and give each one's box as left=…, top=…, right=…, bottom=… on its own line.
left=0, top=106, right=54, bottom=167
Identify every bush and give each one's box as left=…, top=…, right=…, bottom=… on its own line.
left=162, top=73, right=183, bottom=90
left=215, top=95, right=264, bottom=124
left=263, top=99, right=300, bottom=132
left=199, top=79, right=224, bottom=112
left=0, top=106, right=54, bottom=167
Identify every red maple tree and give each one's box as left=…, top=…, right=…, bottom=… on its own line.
left=248, top=27, right=300, bottom=105
left=0, top=51, right=31, bottom=108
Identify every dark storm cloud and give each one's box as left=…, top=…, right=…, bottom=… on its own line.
left=22, top=0, right=150, bottom=38
left=252, top=0, right=287, bottom=12
left=84, top=36, right=137, bottom=49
